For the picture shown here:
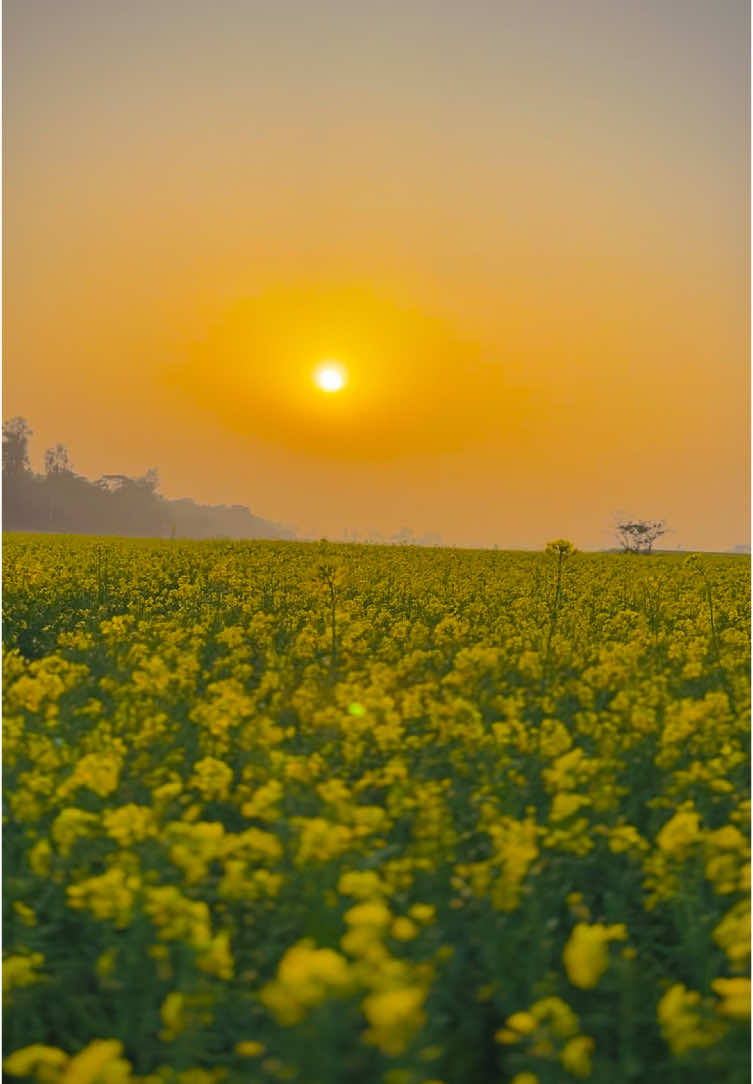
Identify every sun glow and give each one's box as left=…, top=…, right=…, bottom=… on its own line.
left=314, top=361, right=347, bottom=393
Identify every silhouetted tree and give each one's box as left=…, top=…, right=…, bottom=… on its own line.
left=3, top=418, right=37, bottom=526
left=142, top=467, right=159, bottom=493
left=2, top=417, right=294, bottom=540
left=616, top=519, right=667, bottom=555
left=44, top=444, right=72, bottom=475
left=3, top=417, right=32, bottom=476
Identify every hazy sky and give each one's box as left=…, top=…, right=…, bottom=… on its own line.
left=4, top=0, right=749, bottom=549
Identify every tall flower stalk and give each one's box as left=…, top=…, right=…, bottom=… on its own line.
left=545, top=539, right=577, bottom=665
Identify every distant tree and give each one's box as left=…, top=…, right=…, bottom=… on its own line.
left=2, top=416, right=293, bottom=540
left=3, top=417, right=32, bottom=476
left=95, top=474, right=132, bottom=493
left=393, top=526, right=414, bottom=545
left=44, top=443, right=72, bottom=475
left=616, top=519, right=667, bottom=555
left=42, top=444, right=82, bottom=528
left=140, top=467, right=160, bottom=493
left=3, top=418, right=37, bottom=528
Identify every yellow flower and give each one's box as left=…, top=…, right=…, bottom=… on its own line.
left=487, top=815, right=539, bottom=912
left=235, top=1041, right=265, bottom=1057
left=707, top=825, right=747, bottom=852
left=362, top=985, right=427, bottom=1055
left=713, top=901, right=750, bottom=964
left=13, top=901, right=37, bottom=926
left=189, top=756, right=234, bottom=801
left=160, top=992, right=185, bottom=1040
left=507, top=1011, right=537, bottom=1035
left=294, top=818, right=353, bottom=863
left=608, top=825, right=648, bottom=857
left=539, top=718, right=573, bottom=758
left=345, top=900, right=392, bottom=928
left=338, top=870, right=387, bottom=899
left=711, top=977, right=751, bottom=1019
left=563, top=923, right=627, bottom=989
left=409, top=903, right=436, bottom=924
left=29, top=838, right=52, bottom=875
left=64, top=753, right=121, bottom=798
left=144, top=886, right=211, bottom=945
left=551, top=793, right=590, bottom=822
left=657, top=985, right=720, bottom=1055
left=560, top=1035, right=595, bottom=1077
left=196, top=931, right=234, bottom=980
left=495, top=1010, right=537, bottom=1044
left=60, top=1040, right=125, bottom=1084
left=51, top=809, right=99, bottom=856
left=391, top=917, right=418, bottom=941
left=260, top=939, right=352, bottom=1025
left=280, top=941, right=350, bottom=988
left=656, top=810, right=702, bottom=859
left=102, top=804, right=155, bottom=847
left=4, top=1045, right=68, bottom=1079
left=153, top=781, right=183, bottom=803
left=530, top=997, right=579, bottom=1039
left=67, top=867, right=140, bottom=928
left=3, top=952, right=46, bottom=996
left=494, top=1029, right=518, bottom=1044
left=545, top=539, right=576, bottom=559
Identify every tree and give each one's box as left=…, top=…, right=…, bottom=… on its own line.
left=141, top=467, right=160, bottom=493
left=3, top=418, right=38, bottom=528
left=44, top=444, right=72, bottom=475
left=616, top=519, right=667, bottom=555
left=2, top=417, right=32, bottom=476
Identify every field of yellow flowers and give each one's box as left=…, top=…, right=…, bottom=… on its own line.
left=2, top=534, right=750, bottom=1084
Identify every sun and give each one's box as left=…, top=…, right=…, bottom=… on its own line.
left=314, top=361, right=347, bottom=393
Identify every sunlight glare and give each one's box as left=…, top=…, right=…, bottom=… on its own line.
left=314, top=361, right=347, bottom=393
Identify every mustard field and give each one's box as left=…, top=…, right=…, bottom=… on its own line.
left=2, top=534, right=750, bottom=1084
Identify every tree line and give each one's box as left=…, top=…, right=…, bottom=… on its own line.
left=2, top=418, right=293, bottom=541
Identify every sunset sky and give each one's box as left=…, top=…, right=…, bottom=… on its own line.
left=4, top=0, right=749, bottom=549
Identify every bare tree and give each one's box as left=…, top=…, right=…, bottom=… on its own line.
left=616, top=519, right=667, bottom=555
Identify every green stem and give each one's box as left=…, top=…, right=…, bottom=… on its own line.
left=545, top=553, right=563, bottom=664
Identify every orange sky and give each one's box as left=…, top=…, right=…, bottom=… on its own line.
left=4, top=1, right=749, bottom=549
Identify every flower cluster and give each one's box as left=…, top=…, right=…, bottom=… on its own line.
left=2, top=535, right=749, bottom=1083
